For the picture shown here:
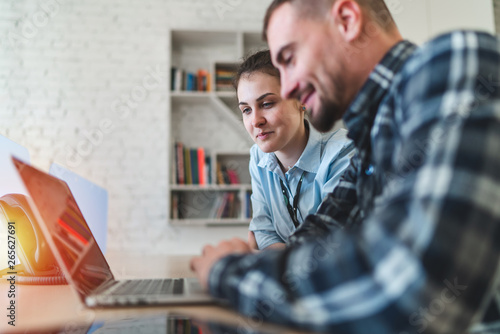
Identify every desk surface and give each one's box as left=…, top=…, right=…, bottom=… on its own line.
left=0, top=252, right=306, bottom=334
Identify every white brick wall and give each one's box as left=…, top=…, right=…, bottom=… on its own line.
left=1, top=0, right=494, bottom=255
left=0, top=0, right=269, bottom=255
left=389, top=0, right=495, bottom=45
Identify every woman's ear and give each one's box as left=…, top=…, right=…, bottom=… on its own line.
left=330, top=0, right=363, bottom=43
left=295, top=100, right=306, bottom=112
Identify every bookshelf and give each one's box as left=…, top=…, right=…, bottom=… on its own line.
left=167, top=29, right=266, bottom=226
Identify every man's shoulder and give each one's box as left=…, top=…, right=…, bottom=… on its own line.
left=320, top=128, right=353, bottom=158
left=321, top=127, right=349, bottom=144
left=427, top=30, right=498, bottom=54
left=424, top=30, right=498, bottom=47
left=404, top=31, right=500, bottom=71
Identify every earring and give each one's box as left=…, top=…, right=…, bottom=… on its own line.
left=302, top=106, right=306, bottom=111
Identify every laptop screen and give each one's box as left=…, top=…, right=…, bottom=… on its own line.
left=49, top=163, right=108, bottom=254
left=0, top=135, right=30, bottom=196
left=13, top=157, right=114, bottom=302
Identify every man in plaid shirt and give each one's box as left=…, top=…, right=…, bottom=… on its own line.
left=191, top=0, right=500, bottom=332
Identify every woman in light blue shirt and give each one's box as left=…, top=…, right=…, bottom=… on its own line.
left=234, top=50, right=354, bottom=250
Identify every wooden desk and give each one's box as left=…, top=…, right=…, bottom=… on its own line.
left=0, top=252, right=306, bottom=333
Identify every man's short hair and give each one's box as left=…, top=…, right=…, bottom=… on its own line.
left=263, top=0, right=397, bottom=41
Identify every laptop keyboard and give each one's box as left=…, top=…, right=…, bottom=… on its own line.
left=108, top=278, right=184, bottom=296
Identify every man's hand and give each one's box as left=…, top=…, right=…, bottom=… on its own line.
left=190, top=238, right=252, bottom=290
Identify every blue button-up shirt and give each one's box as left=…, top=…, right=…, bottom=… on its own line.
left=208, top=31, right=500, bottom=333
left=249, top=122, right=354, bottom=249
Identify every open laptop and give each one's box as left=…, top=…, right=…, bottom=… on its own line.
left=12, top=156, right=214, bottom=307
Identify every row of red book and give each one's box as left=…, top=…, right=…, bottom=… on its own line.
left=174, top=142, right=245, bottom=186
left=174, top=142, right=210, bottom=185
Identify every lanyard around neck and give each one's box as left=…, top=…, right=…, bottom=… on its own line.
left=279, top=171, right=306, bottom=228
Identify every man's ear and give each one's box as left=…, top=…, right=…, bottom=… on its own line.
left=330, top=0, right=363, bottom=42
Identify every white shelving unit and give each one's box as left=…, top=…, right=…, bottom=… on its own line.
left=167, top=29, right=266, bottom=226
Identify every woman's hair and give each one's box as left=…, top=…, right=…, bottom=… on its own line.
left=233, top=49, right=281, bottom=91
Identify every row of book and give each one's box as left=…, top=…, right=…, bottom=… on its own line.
left=174, top=142, right=211, bottom=185
left=171, top=68, right=211, bottom=92
left=216, top=162, right=240, bottom=185
left=174, top=143, right=247, bottom=186
left=170, top=64, right=238, bottom=92
left=170, top=191, right=243, bottom=220
left=215, top=64, right=237, bottom=92
left=209, top=192, right=240, bottom=219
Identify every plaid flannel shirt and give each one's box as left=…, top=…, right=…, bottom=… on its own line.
left=208, top=31, right=500, bottom=333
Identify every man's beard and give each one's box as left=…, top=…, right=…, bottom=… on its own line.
left=308, top=96, right=344, bottom=132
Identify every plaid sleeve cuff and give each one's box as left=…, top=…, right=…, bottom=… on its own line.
left=207, top=254, right=246, bottom=298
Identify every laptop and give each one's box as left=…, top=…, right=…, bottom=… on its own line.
left=12, top=156, right=214, bottom=307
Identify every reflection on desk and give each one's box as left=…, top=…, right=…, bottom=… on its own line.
left=7, top=313, right=281, bottom=334
left=0, top=253, right=308, bottom=334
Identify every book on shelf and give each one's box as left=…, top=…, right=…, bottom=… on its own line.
left=205, top=155, right=211, bottom=184
left=185, top=72, right=197, bottom=91
left=183, top=146, right=192, bottom=184
left=190, top=149, right=199, bottom=185
left=211, top=193, right=224, bottom=219
left=175, top=142, right=185, bottom=185
left=218, top=192, right=232, bottom=218
left=197, top=69, right=211, bottom=92
left=197, top=147, right=205, bottom=185
left=171, top=192, right=179, bottom=219
left=171, top=67, right=184, bottom=91
left=226, top=168, right=240, bottom=184
left=226, top=192, right=238, bottom=218
left=216, top=161, right=224, bottom=185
